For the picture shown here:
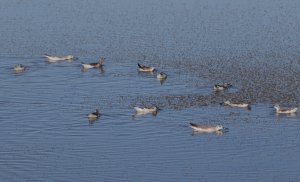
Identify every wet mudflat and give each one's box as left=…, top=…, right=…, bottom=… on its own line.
left=0, top=0, right=299, bottom=181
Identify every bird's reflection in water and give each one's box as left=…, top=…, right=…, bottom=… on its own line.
left=275, top=112, right=297, bottom=118
left=133, top=111, right=158, bottom=119
left=138, top=71, right=154, bottom=76
left=81, top=67, right=105, bottom=75
left=98, top=67, right=105, bottom=74
left=159, top=79, right=165, bottom=85
left=191, top=130, right=224, bottom=136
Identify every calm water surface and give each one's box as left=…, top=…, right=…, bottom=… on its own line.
left=0, top=0, right=300, bottom=181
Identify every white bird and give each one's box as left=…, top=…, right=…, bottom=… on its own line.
left=274, top=104, right=298, bottom=114
left=137, top=63, right=155, bottom=72
left=87, top=109, right=100, bottom=119
left=44, top=54, right=74, bottom=62
left=82, top=58, right=104, bottom=69
left=14, top=64, right=26, bottom=72
left=189, top=123, right=224, bottom=133
left=134, top=106, right=159, bottom=116
left=157, top=72, right=167, bottom=80
left=213, top=83, right=232, bottom=91
left=134, top=106, right=158, bottom=114
left=224, top=101, right=251, bottom=110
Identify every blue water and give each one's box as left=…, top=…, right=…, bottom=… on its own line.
left=0, top=0, right=300, bottom=181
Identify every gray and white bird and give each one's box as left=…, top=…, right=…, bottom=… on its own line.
left=213, top=83, right=232, bottom=91
left=87, top=109, right=100, bottom=119
left=156, top=72, right=167, bottom=80
left=137, top=63, right=155, bottom=72
left=274, top=104, right=298, bottom=114
left=223, top=100, right=251, bottom=110
left=14, top=64, right=26, bottom=72
left=189, top=123, right=224, bottom=133
left=82, top=58, right=104, bottom=69
left=44, top=54, right=74, bottom=62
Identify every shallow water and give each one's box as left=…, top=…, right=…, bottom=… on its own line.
left=0, top=0, right=300, bottom=181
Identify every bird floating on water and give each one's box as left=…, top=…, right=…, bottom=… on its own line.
left=274, top=104, right=298, bottom=114
left=189, top=123, right=224, bottom=133
left=134, top=106, right=158, bottom=113
left=82, top=58, right=104, bottom=69
left=44, top=54, right=74, bottom=62
left=137, top=63, right=155, bottom=72
left=134, top=106, right=158, bottom=117
left=223, top=100, right=251, bottom=110
left=157, top=72, right=167, bottom=80
left=213, top=83, right=232, bottom=91
left=87, top=109, right=100, bottom=119
left=14, top=64, right=26, bottom=72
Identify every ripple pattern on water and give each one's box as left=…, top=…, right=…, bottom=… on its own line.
left=1, top=0, right=300, bottom=181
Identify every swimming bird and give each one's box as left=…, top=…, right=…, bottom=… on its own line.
left=189, top=123, right=224, bottom=133
left=134, top=106, right=158, bottom=117
left=134, top=106, right=158, bottom=114
left=137, top=63, right=155, bottom=72
left=274, top=104, right=298, bottom=114
left=87, top=109, right=100, bottom=119
left=44, top=54, right=74, bottom=62
left=14, top=64, right=26, bottom=72
left=82, top=58, right=104, bottom=69
left=213, top=83, right=232, bottom=91
left=157, top=72, right=167, bottom=80
left=224, top=100, right=251, bottom=110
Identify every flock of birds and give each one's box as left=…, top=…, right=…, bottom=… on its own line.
left=12, top=54, right=299, bottom=134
